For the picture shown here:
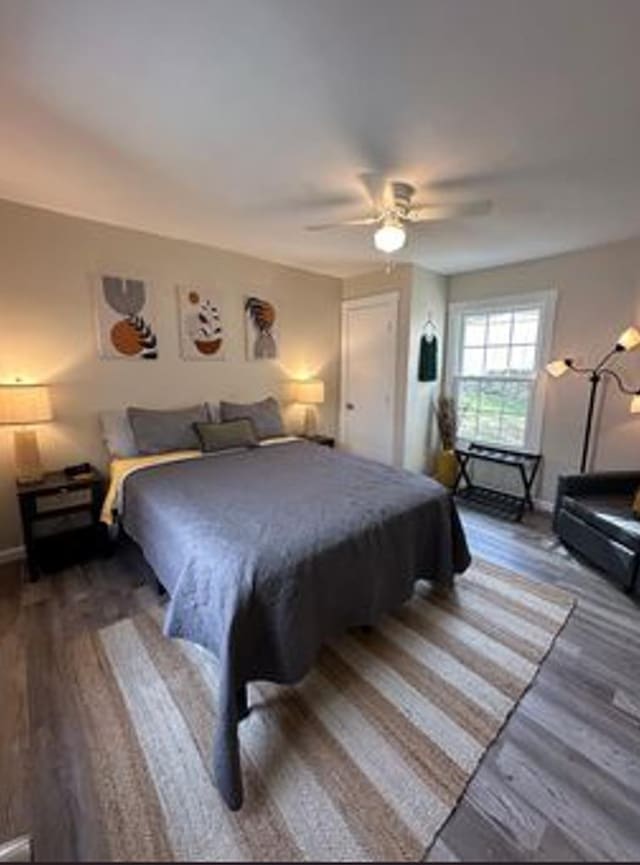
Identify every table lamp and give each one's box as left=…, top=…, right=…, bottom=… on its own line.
left=292, top=379, right=325, bottom=436
left=0, top=383, right=53, bottom=483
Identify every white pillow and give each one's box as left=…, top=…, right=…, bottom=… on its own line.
left=206, top=402, right=221, bottom=423
left=100, top=410, right=138, bottom=459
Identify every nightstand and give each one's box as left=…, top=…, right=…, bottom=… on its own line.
left=17, top=467, right=106, bottom=580
left=302, top=434, right=335, bottom=448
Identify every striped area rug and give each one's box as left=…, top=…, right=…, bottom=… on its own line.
left=92, top=558, right=574, bottom=861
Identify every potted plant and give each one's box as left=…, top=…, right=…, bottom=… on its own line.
left=434, top=394, right=458, bottom=488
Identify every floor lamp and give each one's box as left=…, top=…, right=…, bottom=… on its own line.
left=546, top=326, right=640, bottom=472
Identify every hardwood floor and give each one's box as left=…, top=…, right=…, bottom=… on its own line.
left=1, top=509, right=638, bottom=862
left=429, top=509, right=640, bottom=863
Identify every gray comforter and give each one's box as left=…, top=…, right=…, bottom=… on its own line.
left=120, top=440, right=470, bottom=809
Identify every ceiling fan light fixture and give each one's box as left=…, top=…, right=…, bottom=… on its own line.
left=373, top=219, right=406, bottom=254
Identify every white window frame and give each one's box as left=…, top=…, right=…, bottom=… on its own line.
left=446, top=290, right=557, bottom=452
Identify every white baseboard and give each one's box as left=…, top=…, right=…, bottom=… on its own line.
left=0, top=545, right=25, bottom=564
left=534, top=497, right=554, bottom=513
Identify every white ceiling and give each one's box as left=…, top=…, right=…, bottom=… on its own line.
left=1, top=0, right=640, bottom=277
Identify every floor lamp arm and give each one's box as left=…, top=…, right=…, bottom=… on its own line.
left=600, top=366, right=638, bottom=396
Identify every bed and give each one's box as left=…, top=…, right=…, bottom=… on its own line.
left=105, top=438, right=470, bottom=809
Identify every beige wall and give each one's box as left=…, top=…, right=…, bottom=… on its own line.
left=0, top=199, right=342, bottom=553
left=342, top=264, right=447, bottom=472
left=450, top=237, right=640, bottom=503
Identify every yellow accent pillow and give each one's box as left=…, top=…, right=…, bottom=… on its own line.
left=633, top=486, right=640, bottom=518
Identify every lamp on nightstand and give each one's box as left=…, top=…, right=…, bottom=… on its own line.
left=0, top=383, right=53, bottom=483
left=292, top=379, right=325, bottom=436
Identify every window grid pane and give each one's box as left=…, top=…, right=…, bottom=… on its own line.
left=463, top=315, right=487, bottom=347
left=455, top=376, right=533, bottom=449
left=487, top=312, right=511, bottom=346
left=460, top=306, right=541, bottom=378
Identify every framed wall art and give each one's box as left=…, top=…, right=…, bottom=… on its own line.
left=177, top=286, right=225, bottom=360
left=245, top=295, right=278, bottom=360
left=94, top=273, right=158, bottom=360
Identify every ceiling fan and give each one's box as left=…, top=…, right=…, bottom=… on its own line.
left=305, top=176, right=492, bottom=253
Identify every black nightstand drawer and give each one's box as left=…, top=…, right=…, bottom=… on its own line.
left=32, top=511, right=93, bottom=539
left=35, top=487, right=93, bottom=513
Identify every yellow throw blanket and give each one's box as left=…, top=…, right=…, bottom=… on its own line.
left=101, top=450, right=202, bottom=525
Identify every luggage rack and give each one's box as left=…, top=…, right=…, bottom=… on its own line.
left=453, top=442, right=542, bottom=522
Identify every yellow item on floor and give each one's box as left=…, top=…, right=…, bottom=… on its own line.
left=101, top=450, right=201, bottom=525
left=433, top=448, right=458, bottom=488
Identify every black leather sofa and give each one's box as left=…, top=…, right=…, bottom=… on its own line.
left=553, top=471, right=640, bottom=594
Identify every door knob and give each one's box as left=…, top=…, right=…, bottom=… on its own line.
left=346, top=402, right=355, bottom=410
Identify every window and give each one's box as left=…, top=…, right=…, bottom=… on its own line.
left=448, top=292, right=556, bottom=451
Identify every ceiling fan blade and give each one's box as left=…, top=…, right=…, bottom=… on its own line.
left=305, top=215, right=381, bottom=231
left=358, top=172, right=389, bottom=208
left=407, top=200, right=492, bottom=222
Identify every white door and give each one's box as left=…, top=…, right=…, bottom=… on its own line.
left=340, top=292, right=398, bottom=464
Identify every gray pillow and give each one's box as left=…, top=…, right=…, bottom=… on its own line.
left=100, top=410, right=138, bottom=458
left=128, top=404, right=209, bottom=454
left=194, top=419, right=259, bottom=453
left=219, top=396, right=284, bottom=440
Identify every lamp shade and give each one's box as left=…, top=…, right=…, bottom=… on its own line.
left=617, top=326, right=640, bottom=351
left=546, top=359, right=570, bottom=378
left=0, top=384, right=53, bottom=424
left=631, top=394, right=640, bottom=414
left=292, top=379, right=325, bottom=405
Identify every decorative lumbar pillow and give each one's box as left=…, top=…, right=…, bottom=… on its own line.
left=194, top=419, right=259, bottom=453
left=219, top=396, right=285, bottom=440
left=100, top=410, right=138, bottom=459
left=128, top=404, right=209, bottom=455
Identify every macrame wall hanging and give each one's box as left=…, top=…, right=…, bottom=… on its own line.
left=417, top=313, right=438, bottom=382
